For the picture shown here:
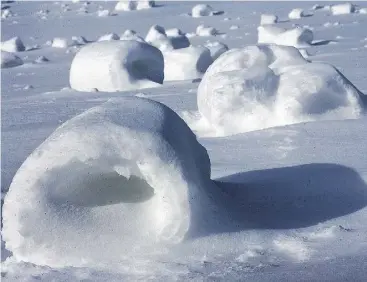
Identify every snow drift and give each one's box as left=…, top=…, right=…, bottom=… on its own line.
left=2, top=97, right=213, bottom=267
left=197, top=45, right=365, bottom=136
left=1, top=51, right=23, bottom=68
left=163, top=46, right=213, bottom=81
left=258, top=25, right=313, bottom=48
left=69, top=40, right=164, bottom=92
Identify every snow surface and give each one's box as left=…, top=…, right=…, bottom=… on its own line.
left=2, top=1, right=367, bottom=280
left=69, top=40, right=164, bottom=92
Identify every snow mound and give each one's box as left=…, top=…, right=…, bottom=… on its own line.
left=163, top=46, right=213, bottom=81
left=97, top=9, right=112, bottom=17
left=120, top=30, right=145, bottom=42
left=69, top=40, right=164, bottom=92
left=331, top=3, right=355, bottom=15
left=2, top=97, right=212, bottom=267
left=145, top=25, right=190, bottom=51
left=1, top=9, right=12, bottom=19
left=197, top=45, right=365, bottom=136
left=258, top=25, right=313, bottom=48
left=71, top=36, right=88, bottom=45
left=98, top=33, right=120, bottom=42
left=115, top=1, right=155, bottom=11
left=196, top=25, right=218, bottom=36
left=1, top=51, right=23, bottom=68
left=204, top=41, right=229, bottom=61
left=260, top=14, right=278, bottom=25
left=0, top=37, right=25, bottom=52
left=191, top=4, right=214, bottom=17
left=51, top=37, right=69, bottom=48
left=288, top=8, right=306, bottom=19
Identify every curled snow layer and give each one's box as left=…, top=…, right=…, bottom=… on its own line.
left=98, top=33, right=120, bottom=42
left=205, top=41, right=229, bottom=61
left=115, top=1, right=155, bottom=11
left=51, top=37, right=69, bottom=48
left=196, top=25, right=218, bottom=36
left=288, top=8, right=306, bottom=19
left=164, top=46, right=213, bottom=81
left=258, top=25, right=313, bottom=48
left=331, top=3, right=355, bottom=15
left=0, top=37, right=25, bottom=52
left=2, top=97, right=212, bottom=267
left=197, top=45, right=365, bottom=135
left=145, top=25, right=190, bottom=51
left=1, top=51, right=23, bottom=68
left=120, top=30, right=145, bottom=42
left=191, top=4, right=214, bottom=17
left=260, top=14, right=278, bottom=25
left=69, top=40, right=164, bottom=92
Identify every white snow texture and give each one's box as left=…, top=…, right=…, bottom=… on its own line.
left=2, top=97, right=212, bottom=267
left=258, top=25, right=314, bottom=48
left=69, top=40, right=164, bottom=92
left=163, top=46, right=213, bottom=81
left=1, top=51, right=23, bottom=68
left=197, top=44, right=365, bottom=136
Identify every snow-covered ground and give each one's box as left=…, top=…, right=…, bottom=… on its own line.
left=2, top=1, right=367, bottom=281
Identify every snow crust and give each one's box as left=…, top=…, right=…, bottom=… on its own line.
left=0, top=37, right=25, bottom=52
left=69, top=40, right=164, bottom=92
left=1, top=51, right=23, bottom=68
left=2, top=97, right=212, bottom=267
left=163, top=46, right=213, bottom=81
left=197, top=44, right=365, bottom=136
left=258, top=25, right=313, bottom=48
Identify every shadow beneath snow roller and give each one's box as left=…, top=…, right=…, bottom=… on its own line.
left=193, top=163, right=367, bottom=237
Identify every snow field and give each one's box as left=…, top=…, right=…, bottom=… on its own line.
left=69, top=40, right=164, bottom=92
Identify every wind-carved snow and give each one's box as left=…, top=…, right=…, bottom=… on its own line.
left=69, top=40, right=164, bottom=92
left=195, top=44, right=365, bottom=136
left=258, top=25, right=314, bottom=48
left=163, top=46, right=213, bottom=81
left=2, top=97, right=215, bottom=267
left=1, top=51, right=23, bottom=68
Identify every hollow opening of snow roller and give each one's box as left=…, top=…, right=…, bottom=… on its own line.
left=47, top=162, right=155, bottom=207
